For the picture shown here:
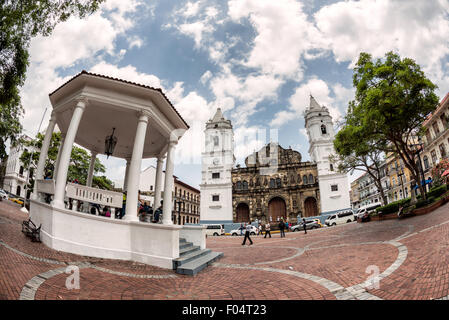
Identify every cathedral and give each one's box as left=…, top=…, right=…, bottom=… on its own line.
left=200, top=96, right=351, bottom=225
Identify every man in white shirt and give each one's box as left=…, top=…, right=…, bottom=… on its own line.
left=242, top=222, right=253, bottom=246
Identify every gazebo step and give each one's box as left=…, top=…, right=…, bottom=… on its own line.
left=179, top=244, right=200, bottom=256
left=173, top=248, right=212, bottom=269
left=176, top=251, right=223, bottom=276
left=179, top=241, right=193, bottom=250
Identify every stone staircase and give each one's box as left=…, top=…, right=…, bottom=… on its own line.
left=173, top=238, right=223, bottom=276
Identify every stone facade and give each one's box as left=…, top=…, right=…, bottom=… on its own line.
left=231, top=143, right=320, bottom=224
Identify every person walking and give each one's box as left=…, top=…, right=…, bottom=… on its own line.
left=242, top=222, right=253, bottom=246
left=279, top=218, right=285, bottom=238
left=257, top=223, right=264, bottom=236
left=303, top=217, right=307, bottom=234
left=264, top=222, right=271, bottom=238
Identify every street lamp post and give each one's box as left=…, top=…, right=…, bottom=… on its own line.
left=410, top=136, right=427, bottom=200
left=398, top=169, right=406, bottom=200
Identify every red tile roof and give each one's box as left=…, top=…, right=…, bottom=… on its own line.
left=49, top=70, right=189, bottom=128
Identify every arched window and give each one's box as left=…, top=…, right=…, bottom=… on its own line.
left=236, top=181, right=242, bottom=190
left=303, top=175, right=308, bottom=184
left=330, top=164, right=334, bottom=171
left=321, top=124, right=327, bottom=135
left=270, top=179, right=276, bottom=188
left=242, top=180, right=248, bottom=190
left=423, top=156, right=429, bottom=170
left=19, top=166, right=24, bottom=175
left=276, top=178, right=281, bottom=188
left=213, top=136, right=219, bottom=146
left=309, top=174, right=314, bottom=184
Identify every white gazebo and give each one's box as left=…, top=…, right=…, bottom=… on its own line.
left=30, top=71, right=205, bottom=269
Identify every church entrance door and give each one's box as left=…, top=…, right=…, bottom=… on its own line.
left=304, top=197, right=318, bottom=217
left=268, top=197, right=286, bottom=221
left=236, top=203, right=250, bottom=222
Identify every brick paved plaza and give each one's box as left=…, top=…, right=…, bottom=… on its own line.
left=1, top=199, right=449, bottom=301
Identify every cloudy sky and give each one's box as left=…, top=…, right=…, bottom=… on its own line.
left=18, top=0, right=449, bottom=189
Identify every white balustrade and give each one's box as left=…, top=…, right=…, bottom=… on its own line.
left=65, top=183, right=122, bottom=218
left=36, top=179, right=56, bottom=195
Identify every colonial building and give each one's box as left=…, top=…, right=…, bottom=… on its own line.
left=173, top=177, right=200, bottom=225
left=199, top=108, right=234, bottom=225
left=231, top=143, right=320, bottom=224
left=304, top=96, right=351, bottom=215
left=139, top=165, right=200, bottom=225
left=2, top=135, right=36, bottom=199
left=422, top=92, right=449, bottom=175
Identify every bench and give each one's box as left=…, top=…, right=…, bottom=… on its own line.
left=21, top=219, right=41, bottom=242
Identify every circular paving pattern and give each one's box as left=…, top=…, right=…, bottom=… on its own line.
left=2, top=200, right=449, bottom=300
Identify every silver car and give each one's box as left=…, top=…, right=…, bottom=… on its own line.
left=291, top=220, right=320, bottom=231
left=0, top=189, right=8, bottom=201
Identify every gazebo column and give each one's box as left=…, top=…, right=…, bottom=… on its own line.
left=124, top=111, right=149, bottom=221
left=123, top=157, right=131, bottom=191
left=87, top=151, right=97, bottom=187
left=32, top=112, right=57, bottom=200
left=162, top=138, right=177, bottom=225
left=53, top=133, right=66, bottom=180
left=154, top=155, right=165, bottom=208
left=52, top=99, right=87, bottom=209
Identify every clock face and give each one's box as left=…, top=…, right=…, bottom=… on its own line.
left=213, top=158, right=219, bottom=165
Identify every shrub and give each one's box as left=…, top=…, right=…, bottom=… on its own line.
left=427, top=185, right=447, bottom=199
left=415, top=199, right=429, bottom=209
left=376, top=200, right=401, bottom=215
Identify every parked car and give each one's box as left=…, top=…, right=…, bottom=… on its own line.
left=291, top=220, right=321, bottom=231
left=230, top=225, right=258, bottom=236
left=0, top=189, right=8, bottom=201
left=325, top=210, right=355, bottom=226
left=204, top=224, right=225, bottom=236
left=356, top=204, right=381, bottom=221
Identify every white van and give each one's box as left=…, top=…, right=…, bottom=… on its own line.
left=356, top=203, right=382, bottom=219
left=204, top=224, right=225, bottom=236
left=325, top=210, right=355, bottom=226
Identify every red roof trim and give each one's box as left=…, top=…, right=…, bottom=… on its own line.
left=49, top=70, right=189, bottom=129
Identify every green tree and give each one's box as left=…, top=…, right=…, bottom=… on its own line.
left=20, top=132, right=113, bottom=190
left=0, top=0, right=104, bottom=158
left=332, top=125, right=389, bottom=205
left=347, top=51, right=440, bottom=200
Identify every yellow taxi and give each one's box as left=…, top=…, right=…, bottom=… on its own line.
left=312, top=219, right=323, bottom=228
left=9, top=197, right=24, bottom=205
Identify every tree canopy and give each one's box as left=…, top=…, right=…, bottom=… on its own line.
left=343, top=51, right=440, bottom=199
left=19, top=131, right=114, bottom=190
left=0, top=0, right=104, bottom=158
left=333, top=125, right=388, bottom=205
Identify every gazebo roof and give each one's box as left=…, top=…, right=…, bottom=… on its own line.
left=49, top=71, right=189, bottom=159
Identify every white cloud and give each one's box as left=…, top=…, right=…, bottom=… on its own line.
left=315, top=0, right=449, bottom=89
left=128, top=36, right=144, bottom=49
left=200, top=70, right=213, bottom=85
left=271, top=77, right=347, bottom=127
left=228, top=0, right=327, bottom=79
left=89, top=62, right=163, bottom=88
left=179, top=21, right=215, bottom=48
left=183, top=1, right=201, bottom=17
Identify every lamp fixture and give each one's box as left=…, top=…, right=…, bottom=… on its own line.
left=105, top=128, right=117, bottom=159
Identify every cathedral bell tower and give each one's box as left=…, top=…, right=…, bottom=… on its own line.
left=304, top=96, right=351, bottom=217
left=199, top=108, right=235, bottom=224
